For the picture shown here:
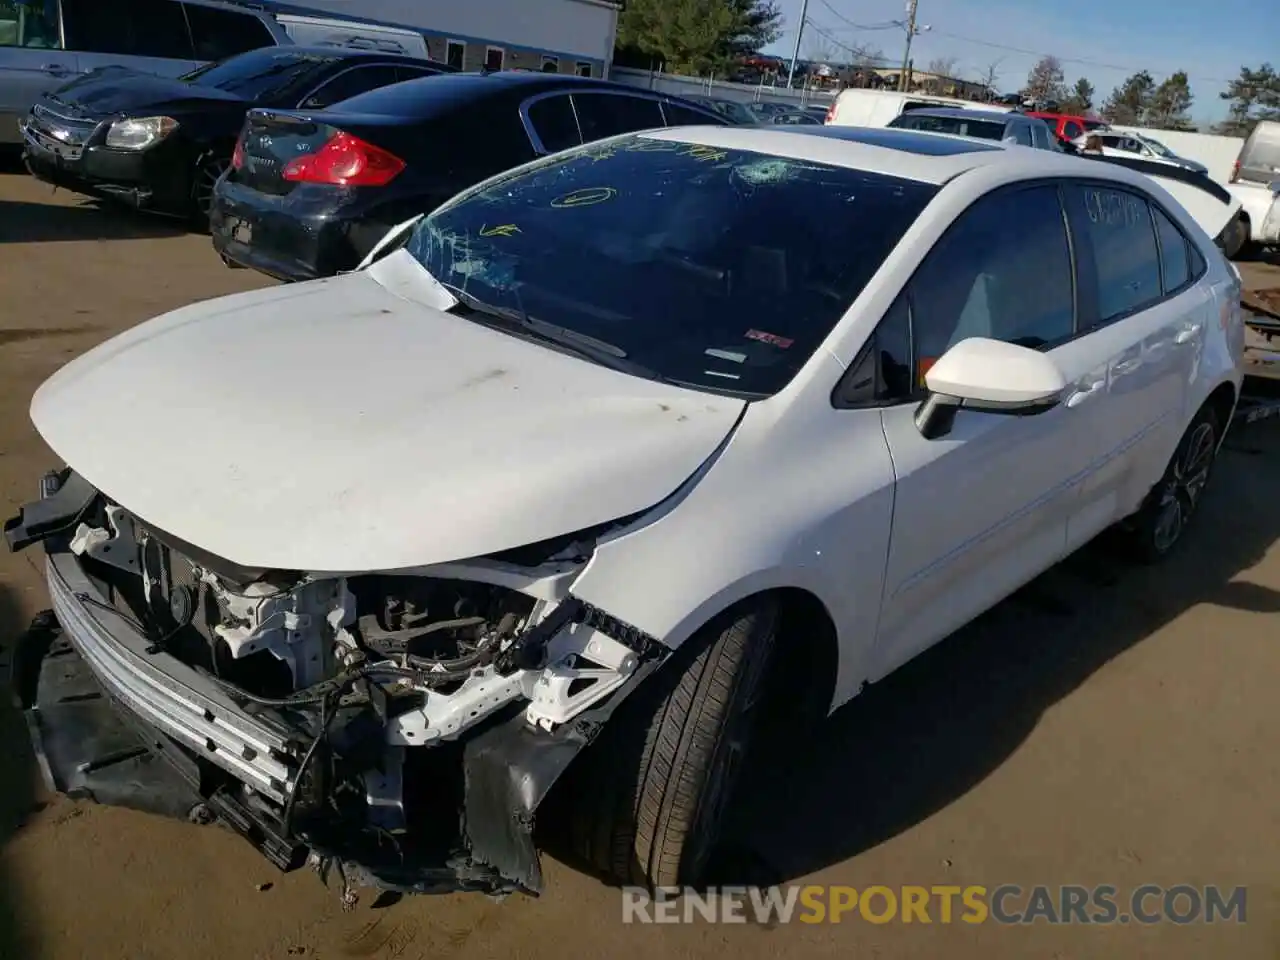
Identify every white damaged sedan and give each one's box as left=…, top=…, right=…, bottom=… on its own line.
left=6, top=124, right=1244, bottom=898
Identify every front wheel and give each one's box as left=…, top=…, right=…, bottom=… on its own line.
left=562, top=597, right=779, bottom=889
left=190, top=154, right=230, bottom=230
left=1119, top=406, right=1221, bottom=562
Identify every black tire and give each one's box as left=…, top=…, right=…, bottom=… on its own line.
left=565, top=597, right=779, bottom=889
left=1219, top=214, right=1250, bottom=261
left=1118, top=405, right=1221, bottom=563
left=190, top=154, right=230, bottom=229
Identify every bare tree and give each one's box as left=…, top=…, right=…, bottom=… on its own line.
left=923, top=56, right=959, bottom=93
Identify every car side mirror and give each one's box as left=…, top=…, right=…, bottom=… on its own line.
left=914, top=337, right=1066, bottom=439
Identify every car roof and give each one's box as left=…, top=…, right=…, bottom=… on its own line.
left=638, top=123, right=1172, bottom=189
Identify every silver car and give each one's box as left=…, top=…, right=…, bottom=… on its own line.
left=0, top=0, right=289, bottom=145
left=889, top=106, right=1059, bottom=151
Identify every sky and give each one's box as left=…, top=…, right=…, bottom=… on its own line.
left=760, top=0, right=1280, bottom=126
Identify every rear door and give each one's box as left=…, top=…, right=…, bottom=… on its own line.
left=1058, top=180, right=1200, bottom=546
left=60, top=0, right=198, bottom=79
left=0, top=0, right=75, bottom=142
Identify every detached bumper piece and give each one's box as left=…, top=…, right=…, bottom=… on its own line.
left=13, top=609, right=306, bottom=870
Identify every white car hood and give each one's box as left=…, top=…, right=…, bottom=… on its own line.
left=31, top=263, right=744, bottom=573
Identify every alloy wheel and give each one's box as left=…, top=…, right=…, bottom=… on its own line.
left=1151, top=421, right=1216, bottom=554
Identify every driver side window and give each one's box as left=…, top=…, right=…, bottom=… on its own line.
left=843, top=184, right=1077, bottom=405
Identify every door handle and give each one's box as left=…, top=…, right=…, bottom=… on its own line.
left=1066, top=380, right=1105, bottom=408
left=1174, top=323, right=1203, bottom=344
left=42, top=63, right=69, bottom=76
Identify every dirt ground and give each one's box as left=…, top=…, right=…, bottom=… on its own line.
left=1, top=165, right=1279, bottom=960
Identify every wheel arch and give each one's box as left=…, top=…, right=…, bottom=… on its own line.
left=1203, top=379, right=1239, bottom=439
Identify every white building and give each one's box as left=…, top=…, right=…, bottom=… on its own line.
left=272, top=0, right=621, bottom=77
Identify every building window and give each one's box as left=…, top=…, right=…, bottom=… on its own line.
left=445, top=39, right=464, bottom=69
left=485, top=45, right=504, bottom=71
left=541, top=55, right=559, bottom=73
left=576, top=61, right=593, bottom=78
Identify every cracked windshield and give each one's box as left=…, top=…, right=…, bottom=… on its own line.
left=405, top=134, right=936, bottom=396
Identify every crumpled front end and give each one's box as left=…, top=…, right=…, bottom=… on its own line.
left=5, top=470, right=664, bottom=900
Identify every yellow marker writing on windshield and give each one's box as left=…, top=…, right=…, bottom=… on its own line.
left=550, top=187, right=617, bottom=208
left=682, top=144, right=728, bottom=162
left=479, top=223, right=521, bottom=238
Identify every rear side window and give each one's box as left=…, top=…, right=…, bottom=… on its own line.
left=1153, top=206, right=1192, bottom=294
left=526, top=94, right=580, bottom=153
left=0, top=0, right=60, bottom=48
left=1011, top=122, right=1033, bottom=146
left=63, top=0, right=193, bottom=58
left=572, top=92, right=664, bottom=142
left=299, top=64, right=402, bottom=109
left=1067, top=184, right=1162, bottom=322
left=183, top=3, right=273, bottom=61
left=1064, top=121, right=1083, bottom=140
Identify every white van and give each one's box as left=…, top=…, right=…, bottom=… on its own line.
left=826, top=87, right=1011, bottom=128
left=1232, top=120, right=1280, bottom=187
left=274, top=13, right=428, bottom=59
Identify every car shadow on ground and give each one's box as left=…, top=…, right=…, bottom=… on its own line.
left=0, top=197, right=190, bottom=244
left=690, top=421, right=1280, bottom=887
left=0, top=582, right=40, bottom=959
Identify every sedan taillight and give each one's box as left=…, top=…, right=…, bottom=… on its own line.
left=281, top=131, right=405, bottom=187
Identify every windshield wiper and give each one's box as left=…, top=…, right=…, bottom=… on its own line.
left=440, top=282, right=657, bottom=378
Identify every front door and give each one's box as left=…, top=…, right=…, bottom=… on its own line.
left=869, top=182, right=1097, bottom=679
left=0, top=0, right=75, bottom=144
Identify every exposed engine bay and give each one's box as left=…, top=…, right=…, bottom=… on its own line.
left=7, top=472, right=664, bottom=901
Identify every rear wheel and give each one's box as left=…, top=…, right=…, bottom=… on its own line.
left=563, top=597, right=779, bottom=888
left=190, top=154, right=230, bottom=229
left=1219, top=213, right=1251, bottom=260
left=1118, top=405, right=1221, bottom=563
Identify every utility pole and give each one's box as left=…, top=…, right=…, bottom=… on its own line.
left=787, top=0, right=810, bottom=89
left=898, top=0, right=920, bottom=91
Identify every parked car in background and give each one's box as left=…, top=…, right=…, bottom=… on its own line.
left=684, top=94, right=756, bottom=125
left=765, top=109, right=823, bottom=125
left=7, top=124, right=1242, bottom=900
left=211, top=72, right=728, bottom=281
left=889, top=107, right=1058, bottom=150
left=1230, top=119, right=1280, bottom=186
left=745, top=99, right=789, bottom=120
left=1028, top=111, right=1106, bottom=145
left=0, top=0, right=437, bottom=145
left=1073, top=130, right=1208, bottom=175
left=20, top=46, right=452, bottom=224
left=1224, top=179, right=1280, bottom=258
left=825, top=87, right=1011, bottom=127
